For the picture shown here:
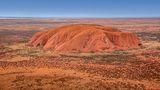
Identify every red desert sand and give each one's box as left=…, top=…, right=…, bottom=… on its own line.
left=28, top=24, right=141, bottom=52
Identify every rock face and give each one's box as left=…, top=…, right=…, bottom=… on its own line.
left=28, top=24, right=141, bottom=52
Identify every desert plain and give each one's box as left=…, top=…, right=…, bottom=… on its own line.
left=0, top=18, right=160, bottom=90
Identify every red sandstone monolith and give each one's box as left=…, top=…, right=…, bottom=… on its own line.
left=28, top=24, right=141, bottom=52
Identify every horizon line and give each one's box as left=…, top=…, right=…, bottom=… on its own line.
left=0, top=16, right=160, bottom=19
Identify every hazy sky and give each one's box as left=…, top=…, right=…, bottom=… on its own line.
left=0, top=0, right=160, bottom=18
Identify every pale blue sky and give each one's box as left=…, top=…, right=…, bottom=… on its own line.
left=0, top=0, right=159, bottom=18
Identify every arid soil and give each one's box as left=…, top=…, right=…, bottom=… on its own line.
left=0, top=18, right=160, bottom=90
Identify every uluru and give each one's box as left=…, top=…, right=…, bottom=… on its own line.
left=28, top=24, right=141, bottom=52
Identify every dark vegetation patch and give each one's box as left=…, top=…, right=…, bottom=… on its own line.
left=59, top=53, right=137, bottom=63
left=141, top=51, right=160, bottom=58
left=9, top=74, right=147, bottom=90
left=137, top=31, right=160, bottom=41
left=0, top=30, right=38, bottom=44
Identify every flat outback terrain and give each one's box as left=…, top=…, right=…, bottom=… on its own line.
left=0, top=18, right=160, bottom=90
